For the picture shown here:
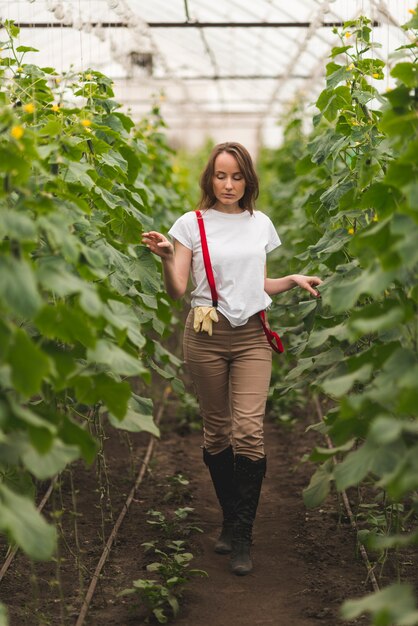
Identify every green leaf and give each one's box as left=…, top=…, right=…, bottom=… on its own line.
left=0, top=602, right=8, bottom=626
left=320, top=179, right=354, bottom=211
left=36, top=262, right=103, bottom=316
left=321, top=363, right=373, bottom=398
left=325, top=62, right=350, bottom=89
left=330, top=45, right=352, bottom=58
left=359, top=182, right=402, bottom=217
left=73, top=373, right=131, bottom=419
left=349, top=299, right=410, bottom=337
left=316, top=86, right=351, bottom=121
left=87, top=340, right=147, bottom=376
left=307, top=322, right=349, bottom=349
left=325, top=265, right=395, bottom=313
left=368, top=530, right=418, bottom=551
left=35, top=302, right=97, bottom=348
left=129, top=246, right=161, bottom=294
left=0, top=319, right=12, bottom=360
left=0, top=484, right=56, bottom=560
left=22, top=439, right=80, bottom=480
left=60, top=415, right=98, bottom=464
left=102, top=300, right=146, bottom=348
left=309, top=438, right=355, bottom=462
left=64, top=161, right=95, bottom=190
left=5, top=20, right=20, bottom=38
left=303, top=460, right=333, bottom=508
left=0, top=257, right=42, bottom=318
left=8, top=329, right=51, bottom=397
left=308, top=129, right=347, bottom=165
left=0, top=210, right=37, bottom=240
left=334, top=440, right=375, bottom=491
left=341, top=583, right=418, bottom=625
left=375, top=444, right=418, bottom=500
left=9, top=398, right=56, bottom=435
left=108, top=395, right=159, bottom=437
left=391, top=62, right=418, bottom=88
left=368, top=416, right=402, bottom=445
left=16, top=45, right=39, bottom=53
left=308, top=228, right=350, bottom=258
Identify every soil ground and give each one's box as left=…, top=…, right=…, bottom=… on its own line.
left=1, top=404, right=384, bottom=626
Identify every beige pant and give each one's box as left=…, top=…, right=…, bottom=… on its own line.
left=183, top=310, right=272, bottom=460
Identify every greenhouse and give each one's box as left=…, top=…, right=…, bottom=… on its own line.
left=0, top=1, right=418, bottom=625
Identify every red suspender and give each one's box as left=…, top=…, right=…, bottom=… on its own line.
left=195, top=210, right=284, bottom=353
left=196, top=210, right=218, bottom=308
left=258, top=310, right=284, bottom=354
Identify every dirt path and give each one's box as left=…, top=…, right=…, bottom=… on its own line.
left=1, top=412, right=370, bottom=626
left=135, top=418, right=368, bottom=626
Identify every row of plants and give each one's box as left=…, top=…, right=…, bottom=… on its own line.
left=0, top=17, right=188, bottom=608
left=120, top=473, right=207, bottom=624
left=260, top=10, right=418, bottom=625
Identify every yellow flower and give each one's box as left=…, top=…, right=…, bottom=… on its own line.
left=372, top=214, right=379, bottom=222
left=11, top=125, right=24, bottom=139
left=372, top=73, right=380, bottom=79
left=85, top=73, right=93, bottom=80
left=23, top=102, right=35, bottom=114
left=408, top=8, right=416, bottom=14
left=348, top=227, right=355, bottom=235
left=16, top=66, right=23, bottom=73
left=55, top=77, right=61, bottom=84
left=81, top=118, right=92, bottom=127
left=51, top=104, right=60, bottom=112
left=346, top=63, right=355, bottom=71
left=345, top=31, right=352, bottom=38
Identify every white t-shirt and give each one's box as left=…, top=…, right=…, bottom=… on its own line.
left=168, top=208, right=281, bottom=327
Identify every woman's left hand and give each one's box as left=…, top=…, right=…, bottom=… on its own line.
left=291, top=274, right=323, bottom=297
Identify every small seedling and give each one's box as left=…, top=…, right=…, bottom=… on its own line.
left=162, top=473, right=191, bottom=504
left=146, top=507, right=203, bottom=538
left=118, top=578, right=179, bottom=624
left=146, top=542, right=207, bottom=586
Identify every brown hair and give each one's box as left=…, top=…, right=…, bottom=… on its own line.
left=197, top=142, right=259, bottom=214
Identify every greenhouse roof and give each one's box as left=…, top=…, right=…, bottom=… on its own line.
left=2, top=0, right=414, bottom=153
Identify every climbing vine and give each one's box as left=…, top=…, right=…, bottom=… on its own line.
left=0, top=21, right=187, bottom=566
left=260, top=11, right=418, bottom=624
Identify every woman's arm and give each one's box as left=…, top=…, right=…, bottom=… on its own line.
left=265, top=272, right=322, bottom=297
left=142, top=231, right=192, bottom=300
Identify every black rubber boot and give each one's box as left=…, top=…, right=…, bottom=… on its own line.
left=203, top=446, right=235, bottom=554
left=230, top=454, right=266, bottom=576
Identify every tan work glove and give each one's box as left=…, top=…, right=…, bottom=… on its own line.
left=193, top=306, right=219, bottom=336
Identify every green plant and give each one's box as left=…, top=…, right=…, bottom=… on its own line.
left=259, top=8, right=418, bottom=621
left=341, top=583, right=418, bottom=626
left=0, top=20, right=187, bottom=560
left=146, top=507, right=203, bottom=538
left=161, top=473, right=191, bottom=504
left=122, top=515, right=207, bottom=622
left=118, top=578, right=180, bottom=624
left=146, top=540, right=207, bottom=587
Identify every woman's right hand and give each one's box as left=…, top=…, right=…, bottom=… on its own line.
left=142, top=231, right=174, bottom=260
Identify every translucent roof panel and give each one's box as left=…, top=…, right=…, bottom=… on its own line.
left=1, top=0, right=414, bottom=153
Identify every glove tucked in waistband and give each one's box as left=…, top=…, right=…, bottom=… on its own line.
left=193, top=306, right=219, bottom=336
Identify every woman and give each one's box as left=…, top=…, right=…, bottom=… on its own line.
left=142, top=142, right=322, bottom=576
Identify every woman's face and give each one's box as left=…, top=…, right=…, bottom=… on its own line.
left=212, top=151, right=246, bottom=209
